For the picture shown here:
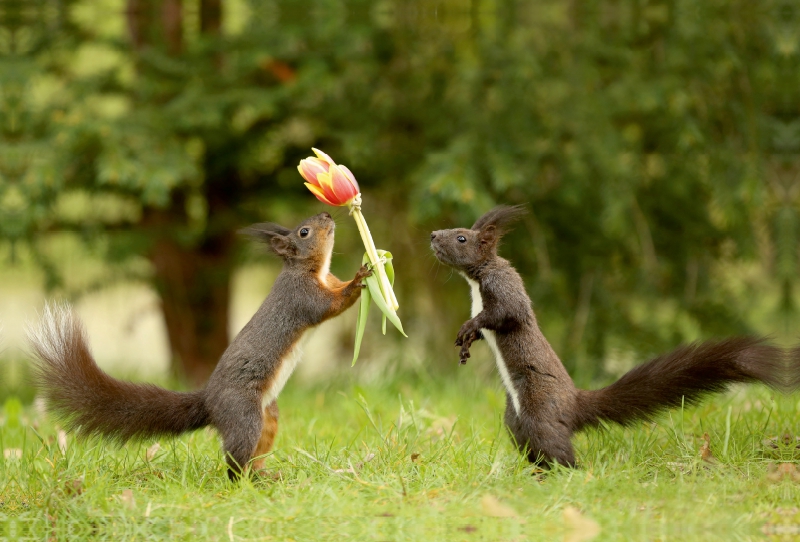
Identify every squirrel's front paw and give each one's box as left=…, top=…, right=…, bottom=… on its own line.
left=354, top=265, right=373, bottom=284
left=455, top=320, right=480, bottom=345
left=455, top=320, right=481, bottom=364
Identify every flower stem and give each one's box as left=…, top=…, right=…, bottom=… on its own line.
left=350, top=206, right=399, bottom=311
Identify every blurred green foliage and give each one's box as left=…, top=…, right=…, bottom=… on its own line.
left=1, top=0, right=797, bottom=381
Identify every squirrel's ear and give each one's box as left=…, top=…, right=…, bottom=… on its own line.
left=239, top=222, right=292, bottom=242
left=479, top=225, right=498, bottom=246
left=472, top=205, right=528, bottom=235
left=269, top=235, right=297, bottom=258
left=239, top=222, right=296, bottom=258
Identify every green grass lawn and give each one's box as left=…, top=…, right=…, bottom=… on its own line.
left=2, top=366, right=799, bottom=541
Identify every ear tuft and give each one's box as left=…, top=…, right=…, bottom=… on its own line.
left=239, top=222, right=292, bottom=242
left=471, top=204, right=528, bottom=236
left=239, top=222, right=296, bottom=258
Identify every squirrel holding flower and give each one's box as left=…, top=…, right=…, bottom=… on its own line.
left=31, top=212, right=370, bottom=480
left=30, top=149, right=404, bottom=480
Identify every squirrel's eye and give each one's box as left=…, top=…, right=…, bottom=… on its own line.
left=457, top=235, right=466, bottom=243
left=299, top=228, right=310, bottom=237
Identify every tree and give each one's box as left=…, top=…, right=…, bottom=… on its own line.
left=3, top=0, right=793, bottom=386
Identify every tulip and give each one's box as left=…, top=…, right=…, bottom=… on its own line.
left=298, top=149, right=400, bottom=323
left=298, top=149, right=360, bottom=207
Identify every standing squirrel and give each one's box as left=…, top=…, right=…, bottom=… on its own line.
left=430, top=205, right=786, bottom=467
left=30, top=212, right=370, bottom=479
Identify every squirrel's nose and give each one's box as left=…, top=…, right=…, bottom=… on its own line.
left=430, top=232, right=437, bottom=241
left=321, top=212, right=331, bottom=219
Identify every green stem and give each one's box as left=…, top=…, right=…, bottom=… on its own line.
left=350, top=206, right=399, bottom=311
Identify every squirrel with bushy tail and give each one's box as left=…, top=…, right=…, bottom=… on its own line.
left=431, top=205, right=792, bottom=467
left=30, top=212, right=370, bottom=479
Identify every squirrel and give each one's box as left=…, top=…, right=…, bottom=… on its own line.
left=430, top=205, right=787, bottom=467
left=29, top=212, right=371, bottom=479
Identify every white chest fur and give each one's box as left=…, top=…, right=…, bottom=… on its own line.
left=261, top=334, right=307, bottom=410
left=318, top=250, right=332, bottom=286
left=464, top=277, right=522, bottom=415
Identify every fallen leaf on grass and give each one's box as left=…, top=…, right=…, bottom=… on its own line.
left=563, top=506, right=600, bottom=542
left=699, top=432, right=716, bottom=463
left=480, top=495, right=517, bottom=518
left=146, top=443, right=161, bottom=461
left=410, top=453, right=421, bottom=462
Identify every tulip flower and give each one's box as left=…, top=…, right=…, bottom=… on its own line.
left=298, top=149, right=404, bottom=363
left=299, top=149, right=360, bottom=207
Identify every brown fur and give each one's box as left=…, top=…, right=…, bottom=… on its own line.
left=30, top=212, right=369, bottom=480
left=432, top=205, right=788, bottom=467
left=251, top=401, right=280, bottom=472
left=29, top=307, right=208, bottom=443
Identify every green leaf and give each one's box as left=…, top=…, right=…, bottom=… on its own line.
left=352, top=249, right=405, bottom=365
left=365, top=273, right=407, bottom=337
left=377, top=250, right=395, bottom=335
left=352, top=283, right=371, bottom=366
left=377, top=250, right=395, bottom=282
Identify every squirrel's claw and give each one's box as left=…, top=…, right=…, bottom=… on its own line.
left=455, top=319, right=482, bottom=364
left=354, top=265, right=373, bottom=284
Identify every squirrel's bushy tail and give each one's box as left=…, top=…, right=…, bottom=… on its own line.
left=572, top=337, right=785, bottom=431
left=786, top=345, right=800, bottom=391
left=29, top=303, right=210, bottom=443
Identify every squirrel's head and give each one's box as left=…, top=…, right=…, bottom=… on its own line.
left=240, top=212, right=335, bottom=270
left=430, top=205, right=527, bottom=272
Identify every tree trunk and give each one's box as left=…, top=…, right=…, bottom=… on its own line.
left=145, top=207, right=236, bottom=387
left=200, top=0, right=221, bottom=35
left=125, top=0, right=239, bottom=387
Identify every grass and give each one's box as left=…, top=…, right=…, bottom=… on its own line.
left=2, top=366, right=799, bottom=541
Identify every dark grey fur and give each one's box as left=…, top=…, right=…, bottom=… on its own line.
left=431, top=205, right=787, bottom=467
left=30, top=212, right=370, bottom=479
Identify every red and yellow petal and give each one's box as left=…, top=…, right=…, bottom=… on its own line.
left=300, top=149, right=359, bottom=206
left=315, top=171, right=339, bottom=199
left=312, top=148, right=336, bottom=167
left=304, top=183, right=338, bottom=206
left=329, top=165, right=360, bottom=203
left=298, top=158, right=329, bottom=186
left=337, top=165, right=359, bottom=192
